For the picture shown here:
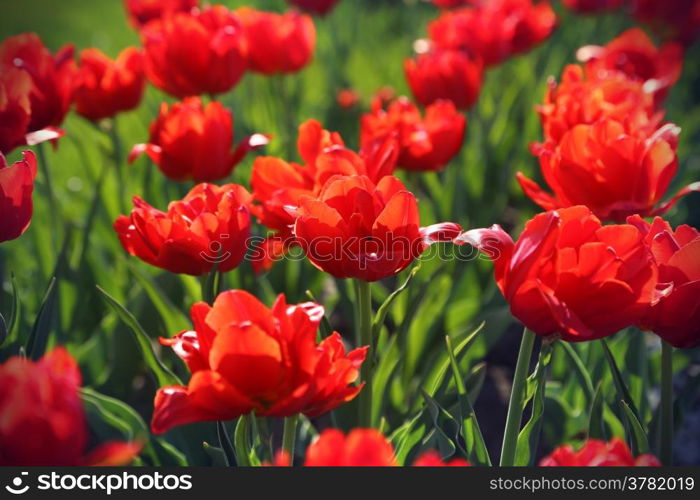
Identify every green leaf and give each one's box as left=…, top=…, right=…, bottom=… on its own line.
left=81, top=387, right=148, bottom=441
left=5, top=272, right=20, bottom=345
left=391, top=410, right=426, bottom=465
left=96, top=285, right=181, bottom=387
left=234, top=415, right=251, bottom=467
left=621, top=401, right=650, bottom=455
left=420, top=389, right=461, bottom=459
left=372, top=264, right=421, bottom=339
left=203, top=442, right=228, bottom=467
left=588, top=383, right=606, bottom=440
left=26, top=277, right=57, bottom=360
left=423, top=322, right=484, bottom=397
left=558, top=340, right=594, bottom=406
left=217, top=421, right=236, bottom=467
left=445, top=336, right=491, bottom=465
left=0, top=312, right=6, bottom=346
left=128, top=263, right=190, bottom=336
left=515, top=341, right=553, bottom=466
left=601, top=339, right=641, bottom=418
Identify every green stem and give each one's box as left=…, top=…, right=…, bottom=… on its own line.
left=500, top=327, right=536, bottom=466
left=36, top=142, right=59, bottom=249
left=202, top=268, right=220, bottom=304
left=106, top=118, right=127, bottom=215
left=356, top=279, right=373, bottom=428
left=660, top=340, right=674, bottom=465
left=282, top=414, right=299, bottom=464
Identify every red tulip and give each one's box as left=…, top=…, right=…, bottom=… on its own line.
left=577, top=28, right=684, bottom=102
left=455, top=206, right=658, bottom=342
left=561, top=0, right=623, bottom=13
left=151, top=290, right=366, bottom=434
left=536, top=64, right=660, bottom=144
left=628, top=215, right=700, bottom=349
left=286, top=0, right=340, bottom=16
left=0, top=150, right=37, bottom=243
left=413, top=450, right=471, bottom=466
left=361, top=96, right=466, bottom=172
left=124, top=0, right=198, bottom=28
left=523, top=119, right=698, bottom=222
left=129, top=97, right=268, bottom=182
left=302, top=429, right=398, bottom=466
left=270, top=428, right=470, bottom=466
left=432, top=0, right=474, bottom=7
left=428, top=0, right=557, bottom=67
left=631, top=0, right=700, bottom=46
left=237, top=8, right=316, bottom=75
left=540, top=438, right=660, bottom=466
left=74, top=47, right=146, bottom=121
left=0, top=68, right=31, bottom=154
left=0, top=33, right=75, bottom=133
left=336, top=88, right=361, bottom=109
left=250, top=119, right=398, bottom=271
left=114, top=183, right=252, bottom=276
left=293, top=174, right=461, bottom=282
left=0, top=348, right=139, bottom=466
left=141, top=5, right=248, bottom=98
left=404, top=49, right=483, bottom=110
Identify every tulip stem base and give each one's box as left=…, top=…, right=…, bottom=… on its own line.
left=356, top=279, right=373, bottom=428
left=282, top=415, right=299, bottom=464
left=500, top=327, right=536, bottom=466
left=660, top=340, right=674, bottom=465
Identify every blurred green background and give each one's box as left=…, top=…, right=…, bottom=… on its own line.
left=1, top=0, right=699, bottom=465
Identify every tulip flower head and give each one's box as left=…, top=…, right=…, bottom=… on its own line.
left=456, top=206, right=659, bottom=342
left=270, top=428, right=471, bottom=466
left=428, top=0, right=557, bottom=67
left=361, top=96, right=466, bottom=172
left=631, top=0, right=700, bottom=46
left=124, top=0, right=198, bottom=28
left=114, top=183, right=252, bottom=276
left=151, top=290, right=367, bottom=434
left=286, top=0, right=340, bottom=16
left=75, top=47, right=146, bottom=121
left=141, top=5, right=248, bottom=98
left=404, top=49, right=483, bottom=110
left=561, top=0, right=624, bottom=13
left=577, top=28, right=684, bottom=102
left=237, top=8, right=316, bottom=75
left=628, top=215, right=700, bottom=349
left=523, top=119, right=697, bottom=222
left=293, top=174, right=461, bottom=282
left=0, top=150, right=37, bottom=243
left=540, top=438, right=660, bottom=466
left=250, top=119, right=398, bottom=271
left=0, top=33, right=75, bottom=146
left=535, top=64, right=661, bottom=144
left=0, top=348, right=139, bottom=466
left=129, top=97, right=268, bottom=182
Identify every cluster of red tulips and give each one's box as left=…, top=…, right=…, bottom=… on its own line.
left=1, top=0, right=698, bottom=467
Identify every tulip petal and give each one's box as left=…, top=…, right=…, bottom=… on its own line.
left=651, top=181, right=700, bottom=217
left=83, top=441, right=141, bottom=466
left=516, top=171, right=559, bottom=211
left=128, top=143, right=162, bottom=165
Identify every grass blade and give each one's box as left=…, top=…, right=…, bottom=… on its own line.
left=96, top=285, right=181, bottom=387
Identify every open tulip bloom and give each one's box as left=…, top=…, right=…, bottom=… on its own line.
left=151, top=290, right=367, bottom=434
